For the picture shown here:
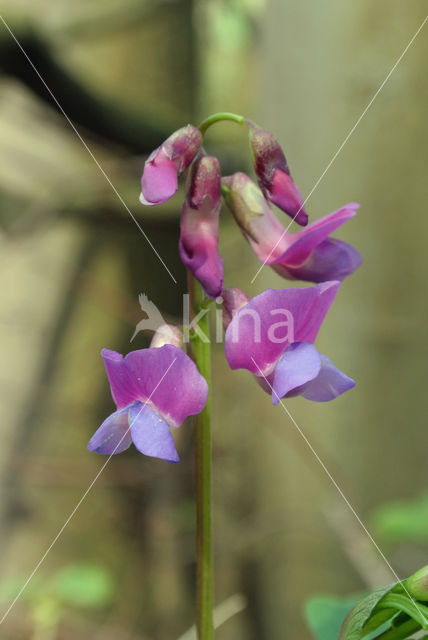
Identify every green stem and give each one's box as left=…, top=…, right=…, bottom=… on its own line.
left=198, top=112, right=245, bottom=135
left=187, top=273, right=214, bottom=640
left=372, top=618, right=421, bottom=640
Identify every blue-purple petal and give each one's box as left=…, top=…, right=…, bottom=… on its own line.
left=129, top=402, right=179, bottom=463
left=278, top=238, right=362, bottom=283
left=300, top=354, right=355, bottom=401
left=272, top=342, right=321, bottom=405
left=87, top=407, right=132, bottom=455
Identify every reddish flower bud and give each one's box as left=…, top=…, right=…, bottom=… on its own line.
left=179, top=155, right=224, bottom=299
left=140, top=125, right=203, bottom=205
left=248, top=121, right=308, bottom=226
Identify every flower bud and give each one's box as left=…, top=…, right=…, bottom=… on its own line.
left=150, top=324, right=183, bottom=349
left=222, top=172, right=288, bottom=261
left=405, top=566, right=428, bottom=601
left=248, top=121, right=308, bottom=226
left=140, top=125, right=203, bottom=205
left=179, top=155, right=224, bottom=299
left=222, top=287, right=250, bottom=329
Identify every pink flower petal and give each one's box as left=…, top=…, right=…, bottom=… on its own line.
left=225, top=282, right=340, bottom=375
left=274, top=203, right=360, bottom=267
left=141, top=148, right=178, bottom=204
left=118, top=346, right=208, bottom=428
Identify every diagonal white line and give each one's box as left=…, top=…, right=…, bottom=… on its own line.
left=0, top=357, right=177, bottom=626
left=0, top=14, right=177, bottom=284
left=250, top=356, right=428, bottom=625
left=251, top=13, right=428, bottom=284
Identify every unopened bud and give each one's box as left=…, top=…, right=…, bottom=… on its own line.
left=140, top=125, right=203, bottom=205
left=405, top=566, right=428, bottom=601
left=179, top=155, right=224, bottom=299
left=248, top=121, right=308, bottom=226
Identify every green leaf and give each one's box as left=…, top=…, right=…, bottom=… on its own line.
left=304, top=594, right=366, bottom=640
left=375, top=593, right=428, bottom=630
left=51, top=565, right=114, bottom=609
left=338, top=585, right=395, bottom=640
left=372, top=494, right=428, bottom=543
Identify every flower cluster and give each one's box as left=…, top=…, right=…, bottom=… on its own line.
left=88, top=115, right=361, bottom=462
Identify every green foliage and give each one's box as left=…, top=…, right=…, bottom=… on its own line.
left=337, top=586, right=393, bottom=640
left=51, top=564, right=114, bottom=609
left=304, top=593, right=366, bottom=640
left=372, top=494, right=428, bottom=543
left=0, top=564, right=113, bottom=609
left=334, top=569, right=428, bottom=639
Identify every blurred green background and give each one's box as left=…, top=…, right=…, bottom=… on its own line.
left=0, top=1, right=427, bottom=638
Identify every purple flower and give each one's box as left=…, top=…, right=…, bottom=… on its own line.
left=224, top=282, right=355, bottom=403
left=248, top=122, right=308, bottom=226
left=179, top=155, right=224, bottom=299
left=140, top=125, right=203, bottom=205
left=88, top=346, right=208, bottom=462
left=222, top=173, right=361, bottom=283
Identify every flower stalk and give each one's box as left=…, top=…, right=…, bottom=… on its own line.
left=198, top=111, right=244, bottom=135
left=187, top=273, right=214, bottom=640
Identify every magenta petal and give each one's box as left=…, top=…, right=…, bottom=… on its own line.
left=124, top=345, right=208, bottom=428
left=269, top=170, right=308, bottom=226
left=87, top=407, right=132, bottom=455
left=102, top=346, right=208, bottom=426
left=279, top=238, right=362, bottom=283
left=129, top=403, right=179, bottom=463
left=101, top=348, right=138, bottom=410
left=275, top=203, right=360, bottom=267
left=141, top=149, right=178, bottom=204
left=271, top=342, right=321, bottom=406
left=300, top=354, right=355, bottom=401
left=225, top=282, right=340, bottom=375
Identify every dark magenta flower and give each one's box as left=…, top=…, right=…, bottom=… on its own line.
left=140, top=125, right=203, bottom=205
left=88, top=346, right=208, bottom=462
left=222, top=173, right=361, bottom=283
left=224, top=282, right=355, bottom=403
left=248, top=121, right=308, bottom=226
left=179, top=155, right=224, bottom=299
